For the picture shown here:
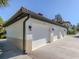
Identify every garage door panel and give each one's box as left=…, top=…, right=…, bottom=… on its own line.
left=32, top=38, right=47, bottom=50
left=32, top=23, right=49, bottom=50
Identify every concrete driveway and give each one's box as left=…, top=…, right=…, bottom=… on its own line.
left=30, top=35, right=79, bottom=59
left=1, top=35, right=79, bottom=59
left=0, top=39, right=32, bottom=59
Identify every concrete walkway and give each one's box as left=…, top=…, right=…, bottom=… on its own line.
left=30, top=35, right=79, bottom=59
left=0, top=39, right=32, bottom=59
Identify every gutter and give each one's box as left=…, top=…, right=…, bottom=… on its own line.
left=23, top=14, right=30, bottom=54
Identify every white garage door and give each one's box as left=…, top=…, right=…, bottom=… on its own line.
left=32, top=23, right=49, bottom=50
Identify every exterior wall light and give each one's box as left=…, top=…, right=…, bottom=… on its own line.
left=52, top=28, right=54, bottom=31
left=29, top=25, right=32, bottom=31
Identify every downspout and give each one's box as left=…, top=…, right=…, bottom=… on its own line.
left=23, top=14, right=30, bottom=54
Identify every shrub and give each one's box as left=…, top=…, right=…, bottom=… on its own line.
left=67, top=29, right=76, bottom=35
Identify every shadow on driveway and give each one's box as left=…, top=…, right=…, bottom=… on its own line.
left=74, top=36, right=79, bottom=38
left=0, top=39, right=23, bottom=59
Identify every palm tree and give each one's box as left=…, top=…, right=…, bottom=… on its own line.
left=0, top=0, right=8, bottom=7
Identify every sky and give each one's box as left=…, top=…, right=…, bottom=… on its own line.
left=0, top=0, right=79, bottom=25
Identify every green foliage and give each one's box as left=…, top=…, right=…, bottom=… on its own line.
left=0, top=17, right=6, bottom=39
left=0, top=28, right=6, bottom=39
left=67, top=29, right=76, bottom=34
left=55, top=14, right=63, bottom=24
left=0, top=0, right=8, bottom=7
left=0, top=34, right=6, bottom=39
left=76, top=23, right=79, bottom=31
left=67, top=25, right=77, bottom=35
left=0, top=16, right=4, bottom=24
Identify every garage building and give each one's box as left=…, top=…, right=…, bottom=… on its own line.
left=4, top=7, right=67, bottom=54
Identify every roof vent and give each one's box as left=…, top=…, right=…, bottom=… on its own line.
left=38, top=13, right=43, bottom=16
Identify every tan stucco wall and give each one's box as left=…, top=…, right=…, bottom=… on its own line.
left=6, top=17, right=28, bottom=50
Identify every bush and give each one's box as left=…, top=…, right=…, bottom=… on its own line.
left=67, top=29, right=76, bottom=35
left=0, top=28, right=6, bottom=39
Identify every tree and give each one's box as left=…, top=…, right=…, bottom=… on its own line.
left=55, top=14, right=63, bottom=24
left=0, top=16, right=4, bottom=24
left=76, top=23, right=79, bottom=31
left=67, top=25, right=77, bottom=34
left=0, top=0, right=8, bottom=7
left=72, top=25, right=76, bottom=31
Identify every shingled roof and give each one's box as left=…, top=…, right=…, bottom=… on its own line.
left=4, top=7, right=67, bottom=28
